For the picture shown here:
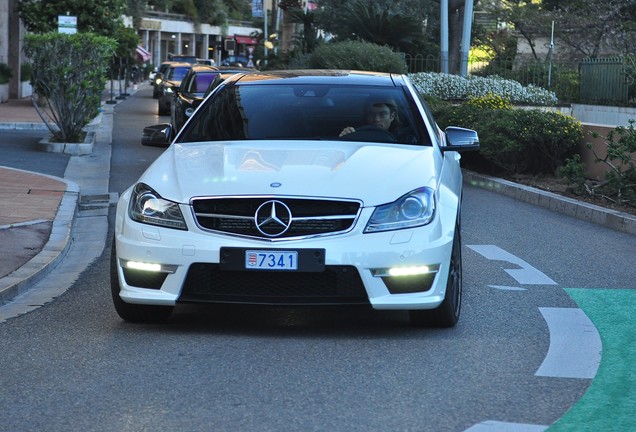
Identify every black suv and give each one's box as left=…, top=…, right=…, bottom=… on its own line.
left=157, top=63, right=192, bottom=115
left=170, top=65, right=220, bottom=132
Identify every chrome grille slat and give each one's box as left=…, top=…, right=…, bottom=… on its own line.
left=191, top=196, right=361, bottom=240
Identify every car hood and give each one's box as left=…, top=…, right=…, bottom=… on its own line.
left=138, top=141, right=441, bottom=206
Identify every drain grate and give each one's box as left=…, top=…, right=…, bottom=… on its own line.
left=79, top=193, right=119, bottom=210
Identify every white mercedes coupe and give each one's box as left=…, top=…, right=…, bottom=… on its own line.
left=112, top=70, right=479, bottom=327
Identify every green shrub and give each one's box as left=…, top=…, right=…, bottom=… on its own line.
left=23, top=32, right=116, bottom=143
left=20, top=63, right=31, bottom=82
left=563, top=120, right=636, bottom=207
left=558, top=154, right=588, bottom=194
left=552, top=68, right=580, bottom=103
left=432, top=103, right=583, bottom=175
left=464, top=93, right=512, bottom=110
left=308, top=40, right=407, bottom=73
left=0, top=63, right=12, bottom=84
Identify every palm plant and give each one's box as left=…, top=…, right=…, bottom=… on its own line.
left=339, top=0, right=422, bottom=53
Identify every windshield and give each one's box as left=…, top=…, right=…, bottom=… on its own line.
left=168, top=66, right=191, bottom=82
left=176, top=83, right=431, bottom=145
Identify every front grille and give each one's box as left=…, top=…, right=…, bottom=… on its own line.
left=179, top=263, right=369, bottom=305
left=191, top=197, right=361, bottom=240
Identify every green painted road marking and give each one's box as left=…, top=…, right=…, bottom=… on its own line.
left=548, top=288, right=636, bottom=431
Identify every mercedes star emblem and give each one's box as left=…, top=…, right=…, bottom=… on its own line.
left=255, top=200, right=292, bottom=236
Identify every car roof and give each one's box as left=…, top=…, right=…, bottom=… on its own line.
left=167, top=62, right=193, bottom=68
left=229, top=69, right=399, bottom=87
left=187, top=65, right=219, bottom=73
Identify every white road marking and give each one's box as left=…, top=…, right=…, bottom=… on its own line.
left=467, top=245, right=557, bottom=285
left=536, top=307, right=601, bottom=379
left=463, top=420, right=547, bottom=431
left=488, top=285, right=528, bottom=291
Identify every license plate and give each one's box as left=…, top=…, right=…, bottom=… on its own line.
left=245, top=250, right=298, bottom=271
left=220, top=247, right=325, bottom=272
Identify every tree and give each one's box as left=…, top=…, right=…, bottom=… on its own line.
left=145, top=0, right=250, bottom=23
left=316, top=0, right=433, bottom=55
left=24, top=33, right=116, bottom=143
left=482, top=0, right=636, bottom=61
left=316, top=0, right=484, bottom=73
left=17, top=0, right=126, bottom=37
left=337, top=0, right=424, bottom=53
left=283, top=6, right=323, bottom=55
left=479, top=0, right=550, bottom=61
left=544, top=0, right=636, bottom=58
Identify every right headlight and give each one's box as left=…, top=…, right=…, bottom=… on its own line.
left=128, top=183, right=187, bottom=230
left=364, top=187, right=436, bottom=233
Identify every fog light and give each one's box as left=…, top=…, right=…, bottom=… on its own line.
left=372, top=265, right=440, bottom=294
left=122, top=260, right=177, bottom=274
left=372, top=265, right=438, bottom=278
left=127, top=261, right=161, bottom=272
left=389, top=266, right=432, bottom=277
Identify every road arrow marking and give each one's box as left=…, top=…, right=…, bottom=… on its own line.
left=467, top=245, right=557, bottom=285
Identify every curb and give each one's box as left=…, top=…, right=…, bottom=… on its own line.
left=0, top=173, right=79, bottom=304
left=0, top=87, right=132, bottom=306
left=0, top=122, right=48, bottom=131
left=463, top=170, right=636, bottom=236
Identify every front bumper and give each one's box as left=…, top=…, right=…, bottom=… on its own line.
left=114, top=195, right=455, bottom=310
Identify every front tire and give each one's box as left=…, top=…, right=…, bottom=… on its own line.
left=409, top=224, right=462, bottom=328
left=110, top=241, right=173, bottom=323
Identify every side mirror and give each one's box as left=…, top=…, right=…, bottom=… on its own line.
left=441, top=126, right=480, bottom=152
left=164, top=82, right=179, bottom=95
left=141, top=124, right=173, bottom=147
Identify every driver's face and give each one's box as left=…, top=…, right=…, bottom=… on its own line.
left=366, top=105, right=395, bottom=130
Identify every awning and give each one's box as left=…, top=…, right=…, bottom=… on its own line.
left=234, top=36, right=258, bottom=45
left=136, top=45, right=151, bottom=62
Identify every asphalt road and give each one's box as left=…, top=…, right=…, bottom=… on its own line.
left=0, top=86, right=634, bottom=431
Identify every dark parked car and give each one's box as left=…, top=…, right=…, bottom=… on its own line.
left=152, top=61, right=178, bottom=98
left=221, top=55, right=250, bottom=67
left=158, top=62, right=192, bottom=116
left=169, top=67, right=257, bottom=132
left=170, top=65, right=220, bottom=132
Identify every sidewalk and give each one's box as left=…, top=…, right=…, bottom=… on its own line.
left=0, top=96, right=48, bottom=128
left=0, top=88, right=119, bottom=305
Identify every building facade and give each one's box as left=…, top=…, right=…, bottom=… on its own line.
left=0, top=4, right=260, bottom=101
left=130, top=11, right=260, bottom=68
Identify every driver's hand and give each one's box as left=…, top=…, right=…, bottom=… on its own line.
left=339, top=126, right=355, bottom=137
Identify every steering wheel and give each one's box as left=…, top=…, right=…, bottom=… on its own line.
left=339, top=125, right=397, bottom=143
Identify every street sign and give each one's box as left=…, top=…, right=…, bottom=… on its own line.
left=58, top=15, right=77, bottom=34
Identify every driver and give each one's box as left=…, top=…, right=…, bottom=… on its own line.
left=339, top=99, right=400, bottom=137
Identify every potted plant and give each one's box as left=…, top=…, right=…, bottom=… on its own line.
left=23, top=32, right=115, bottom=154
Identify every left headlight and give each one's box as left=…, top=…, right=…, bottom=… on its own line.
left=364, top=187, right=436, bottom=233
left=128, top=183, right=187, bottom=230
